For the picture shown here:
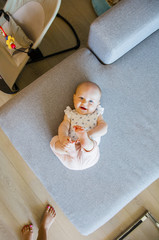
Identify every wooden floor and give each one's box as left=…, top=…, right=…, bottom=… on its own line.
left=0, top=0, right=159, bottom=239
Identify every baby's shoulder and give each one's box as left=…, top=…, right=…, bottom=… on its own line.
left=96, top=105, right=104, bottom=116
left=64, top=106, right=79, bottom=118
left=64, top=106, right=72, bottom=118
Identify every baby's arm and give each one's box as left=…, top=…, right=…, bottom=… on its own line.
left=87, top=115, right=108, bottom=139
left=58, top=114, right=71, bottom=146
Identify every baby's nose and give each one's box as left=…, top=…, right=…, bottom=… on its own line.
left=82, top=99, right=87, bottom=104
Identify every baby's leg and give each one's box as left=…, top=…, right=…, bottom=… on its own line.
left=77, top=141, right=100, bottom=170
left=51, top=137, right=99, bottom=170
left=50, top=136, right=77, bottom=155
left=50, top=136, right=81, bottom=169
left=50, top=136, right=77, bottom=156
left=74, top=126, right=94, bottom=151
left=54, top=140, right=68, bottom=155
left=50, top=136, right=68, bottom=155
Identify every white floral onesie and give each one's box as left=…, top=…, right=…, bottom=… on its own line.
left=50, top=105, right=104, bottom=170
left=64, top=105, right=104, bottom=144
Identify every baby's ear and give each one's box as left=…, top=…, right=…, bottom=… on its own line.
left=73, top=94, right=76, bottom=102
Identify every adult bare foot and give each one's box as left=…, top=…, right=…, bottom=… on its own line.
left=21, top=224, right=33, bottom=240
left=40, top=205, right=56, bottom=231
left=37, top=205, right=56, bottom=240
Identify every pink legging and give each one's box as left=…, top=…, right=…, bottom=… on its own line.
left=50, top=136, right=100, bottom=170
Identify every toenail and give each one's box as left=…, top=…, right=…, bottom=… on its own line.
left=22, top=225, right=29, bottom=232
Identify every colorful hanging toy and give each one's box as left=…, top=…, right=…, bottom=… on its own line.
left=0, top=25, right=16, bottom=49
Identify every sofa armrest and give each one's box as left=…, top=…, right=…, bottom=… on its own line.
left=88, top=0, right=159, bottom=64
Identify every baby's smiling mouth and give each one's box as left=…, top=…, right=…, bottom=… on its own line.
left=80, top=106, right=87, bottom=110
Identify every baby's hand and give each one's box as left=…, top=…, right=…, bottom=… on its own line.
left=60, top=136, right=72, bottom=146
left=73, top=125, right=85, bottom=133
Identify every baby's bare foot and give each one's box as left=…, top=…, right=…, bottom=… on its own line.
left=73, top=125, right=87, bottom=143
left=74, top=125, right=94, bottom=151
left=21, top=224, right=33, bottom=240
left=40, top=205, right=56, bottom=231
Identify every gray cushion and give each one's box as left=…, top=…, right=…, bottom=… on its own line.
left=0, top=30, right=159, bottom=235
left=88, top=0, right=159, bottom=64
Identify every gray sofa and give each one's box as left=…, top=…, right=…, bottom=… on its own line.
left=0, top=0, right=159, bottom=236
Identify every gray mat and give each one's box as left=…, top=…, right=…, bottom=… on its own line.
left=1, top=30, right=159, bottom=235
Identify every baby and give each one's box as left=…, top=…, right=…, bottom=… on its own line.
left=50, top=81, right=108, bottom=170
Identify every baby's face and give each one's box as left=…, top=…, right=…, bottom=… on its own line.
left=74, top=84, right=101, bottom=115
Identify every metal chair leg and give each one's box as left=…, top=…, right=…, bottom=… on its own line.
left=27, top=13, right=80, bottom=64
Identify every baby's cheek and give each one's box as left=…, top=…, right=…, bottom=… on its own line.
left=89, top=106, right=96, bottom=113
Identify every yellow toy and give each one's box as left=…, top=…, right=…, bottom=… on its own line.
left=0, top=25, right=16, bottom=49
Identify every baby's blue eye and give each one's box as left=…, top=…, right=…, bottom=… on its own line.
left=89, top=100, right=93, bottom=103
left=79, top=97, right=84, bottom=100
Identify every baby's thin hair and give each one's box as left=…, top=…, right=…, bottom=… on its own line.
left=76, top=81, right=102, bottom=95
